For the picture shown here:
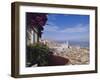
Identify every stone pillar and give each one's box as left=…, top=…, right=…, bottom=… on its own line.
left=26, top=28, right=34, bottom=46
left=26, top=27, right=39, bottom=46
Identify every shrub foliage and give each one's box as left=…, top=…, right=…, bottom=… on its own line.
left=26, top=43, right=50, bottom=67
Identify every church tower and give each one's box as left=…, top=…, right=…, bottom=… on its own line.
left=66, top=41, right=69, bottom=48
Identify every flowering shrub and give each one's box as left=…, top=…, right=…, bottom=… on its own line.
left=26, top=13, right=48, bottom=38
left=26, top=13, right=48, bottom=29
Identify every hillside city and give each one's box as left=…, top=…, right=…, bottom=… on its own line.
left=40, top=39, right=89, bottom=65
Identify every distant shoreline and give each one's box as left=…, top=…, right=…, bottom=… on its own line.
left=47, top=40, right=89, bottom=48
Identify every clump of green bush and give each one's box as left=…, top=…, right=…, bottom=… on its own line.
left=26, top=43, right=50, bottom=67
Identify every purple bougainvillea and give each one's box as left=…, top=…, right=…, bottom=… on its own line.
left=26, top=13, right=48, bottom=38
left=26, top=13, right=48, bottom=29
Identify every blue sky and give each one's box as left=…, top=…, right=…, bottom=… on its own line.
left=42, top=14, right=89, bottom=42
